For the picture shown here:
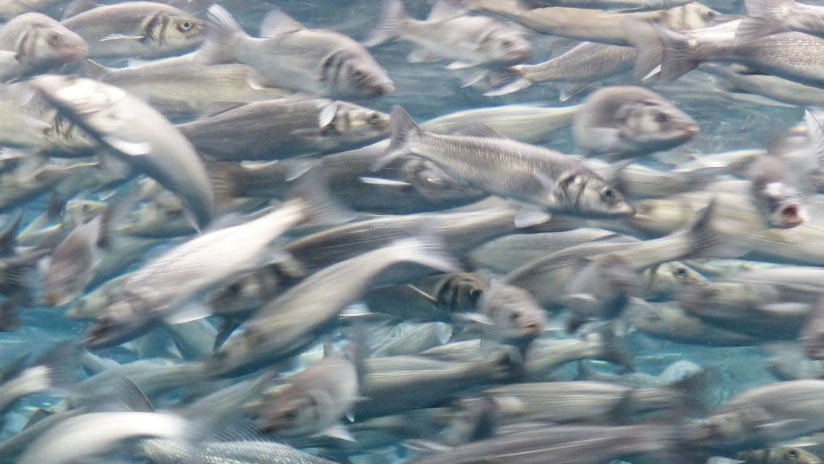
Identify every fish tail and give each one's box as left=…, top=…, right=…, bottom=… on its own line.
left=736, top=0, right=795, bottom=40
left=199, top=5, right=243, bottom=64
left=595, top=326, right=635, bottom=371
left=388, top=229, right=461, bottom=275
left=656, top=26, right=707, bottom=82
left=363, top=0, right=409, bottom=47
left=289, top=166, right=356, bottom=228
left=623, top=18, right=664, bottom=81
left=667, top=367, right=712, bottom=416
left=24, top=341, right=82, bottom=398
left=484, top=67, right=531, bottom=97
left=372, top=105, right=421, bottom=171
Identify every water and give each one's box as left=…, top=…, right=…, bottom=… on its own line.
left=0, top=0, right=824, bottom=463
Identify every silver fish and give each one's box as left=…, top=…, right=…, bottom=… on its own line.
left=0, top=13, right=87, bottom=82
left=202, top=4, right=394, bottom=97
left=61, top=1, right=206, bottom=59
left=40, top=214, right=105, bottom=307
left=83, top=180, right=346, bottom=349
left=366, top=0, right=531, bottom=68
left=256, top=355, right=358, bottom=439
left=573, top=86, right=699, bottom=159
left=208, top=235, right=460, bottom=377
left=29, top=75, right=215, bottom=228
left=177, top=97, right=390, bottom=160
left=377, top=105, right=635, bottom=225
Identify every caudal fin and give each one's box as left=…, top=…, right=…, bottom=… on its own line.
left=372, top=105, right=421, bottom=171
left=388, top=231, right=462, bottom=276
left=364, top=0, right=410, bottom=47
left=198, top=5, right=243, bottom=64
left=656, top=27, right=706, bottom=82
left=735, top=0, right=795, bottom=40
left=484, top=67, right=532, bottom=97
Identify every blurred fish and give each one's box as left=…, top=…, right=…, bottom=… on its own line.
left=517, top=0, right=694, bottom=11
left=202, top=4, right=394, bottom=97
left=736, top=0, right=824, bottom=41
left=256, top=353, right=358, bottom=440
left=474, top=279, right=545, bottom=348
left=83, top=176, right=347, bottom=349
left=61, top=1, right=206, bottom=59
left=734, top=447, right=822, bottom=464
left=572, top=86, right=699, bottom=159
left=177, top=97, right=390, bottom=160
left=30, top=75, right=215, bottom=228
left=0, top=13, right=87, bottom=83
left=366, top=0, right=531, bottom=70
left=81, top=59, right=292, bottom=119
left=0, top=0, right=65, bottom=20
left=0, top=342, right=78, bottom=416
left=138, top=438, right=338, bottom=464
left=208, top=234, right=460, bottom=377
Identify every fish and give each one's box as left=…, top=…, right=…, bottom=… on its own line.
left=0, top=0, right=66, bottom=20
left=376, top=105, right=635, bottom=226
left=0, top=13, right=88, bottom=82
left=474, top=279, right=546, bottom=348
left=29, top=75, right=215, bottom=228
left=572, top=86, right=699, bottom=159
left=81, top=59, right=293, bottom=119
left=366, top=0, right=531, bottom=69
left=202, top=4, right=394, bottom=97
left=83, top=176, right=348, bottom=349
left=40, top=213, right=107, bottom=307
left=255, top=354, right=359, bottom=440
left=61, top=1, right=206, bottom=59
left=138, top=439, right=339, bottom=464
left=736, top=0, right=824, bottom=41
left=516, top=0, right=695, bottom=12
left=208, top=234, right=460, bottom=377
left=177, top=97, right=390, bottom=160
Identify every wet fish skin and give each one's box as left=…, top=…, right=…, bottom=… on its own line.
left=177, top=97, right=390, bottom=161
left=203, top=4, right=394, bottom=98
left=61, top=1, right=206, bottom=59
left=573, top=86, right=699, bottom=159
left=138, top=439, right=338, bottom=464
left=0, top=13, right=87, bottom=82
left=378, top=105, right=635, bottom=219
left=29, top=74, right=215, bottom=229
left=366, top=0, right=531, bottom=68
left=0, top=0, right=65, bottom=20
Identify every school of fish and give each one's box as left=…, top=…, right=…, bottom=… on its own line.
left=2, top=0, right=824, bottom=463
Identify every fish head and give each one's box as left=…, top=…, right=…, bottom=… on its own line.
left=210, top=270, right=282, bottom=318
left=615, top=99, right=699, bottom=154
left=83, top=298, right=153, bottom=349
left=13, top=16, right=88, bottom=68
left=257, top=391, right=321, bottom=437
left=207, top=329, right=264, bottom=377
left=776, top=447, right=822, bottom=464
left=644, top=261, right=706, bottom=301
left=556, top=171, right=635, bottom=218
left=401, top=159, right=485, bottom=201
left=478, top=28, right=532, bottom=66
left=327, top=50, right=395, bottom=97
left=433, top=272, right=487, bottom=313
left=157, top=12, right=207, bottom=50
left=479, top=282, right=545, bottom=343
left=65, top=199, right=107, bottom=225
left=755, top=181, right=808, bottom=229
left=678, top=281, right=764, bottom=316
left=321, top=101, right=390, bottom=141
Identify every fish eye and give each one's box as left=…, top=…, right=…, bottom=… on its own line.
left=352, top=69, right=365, bottom=81
left=786, top=450, right=799, bottom=460
left=674, top=267, right=688, bottom=278
left=468, top=288, right=482, bottom=301
left=501, top=39, right=513, bottom=48
left=705, top=10, right=716, bottom=18
left=226, top=282, right=242, bottom=296
left=601, top=187, right=617, bottom=200
left=367, top=112, right=381, bottom=124
left=510, top=312, right=520, bottom=321
left=655, top=112, right=668, bottom=123
left=48, top=32, right=61, bottom=46
left=177, top=20, right=195, bottom=32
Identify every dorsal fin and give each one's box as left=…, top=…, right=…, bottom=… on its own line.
left=427, top=0, right=465, bottom=21
left=451, top=122, right=505, bottom=139
left=260, top=9, right=304, bottom=37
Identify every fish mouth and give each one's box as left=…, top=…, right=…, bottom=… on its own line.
left=63, top=43, right=89, bottom=62
left=773, top=204, right=806, bottom=229
left=682, top=124, right=701, bottom=138
left=369, top=80, right=395, bottom=96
